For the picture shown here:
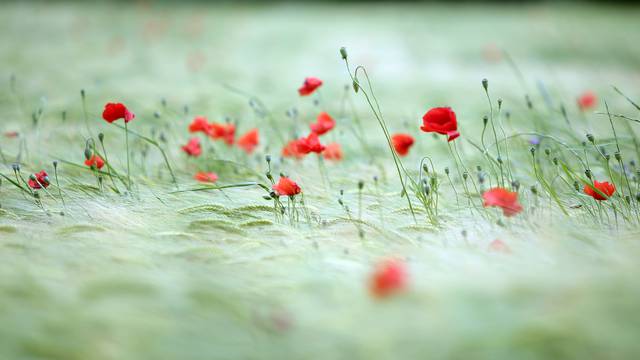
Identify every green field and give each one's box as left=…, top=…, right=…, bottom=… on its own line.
left=1, top=2, right=640, bottom=359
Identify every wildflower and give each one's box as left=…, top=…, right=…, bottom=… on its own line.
left=322, top=142, right=343, bottom=161
left=28, top=170, right=50, bottom=189
left=482, top=187, right=523, bottom=217
left=210, top=122, right=235, bottom=145
left=298, top=77, right=323, bottom=96
left=237, top=128, right=259, bottom=154
left=102, top=102, right=135, bottom=123
left=391, top=133, right=415, bottom=156
left=194, top=172, right=218, bottom=183
left=4, top=131, right=19, bottom=138
left=577, top=91, right=597, bottom=111
left=584, top=180, right=615, bottom=200
left=282, top=139, right=304, bottom=159
left=188, top=116, right=213, bottom=135
left=420, top=107, right=459, bottom=142
left=296, top=132, right=325, bottom=155
left=488, top=239, right=511, bottom=254
left=181, top=137, right=202, bottom=157
left=310, top=112, right=335, bottom=135
left=84, top=155, right=105, bottom=170
left=272, top=176, right=301, bottom=196
left=370, top=258, right=407, bottom=298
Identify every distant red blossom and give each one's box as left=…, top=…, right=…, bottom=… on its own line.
left=488, top=239, right=512, bottom=254
left=181, top=137, right=202, bottom=157
left=237, top=128, right=259, bottom=154
left=584, top=180, right=615, bottom=201
left=482, top=187, right=523, bottom=217
left=322, top=142, right=343, bottom=161
left=84, top=155, right=105, bottom=170
left=4, top=131, right=19, bottom=138
left=391, top=133, right=415, bottom=156
left=28, top=170, right=50, bottom=190
left=310, top=112, right=335, bottom=135
left=210, top=122, right=235, bottom=145
left=102, top=102, right=135, bottom=123
left=194, top=172, right=218, bottom=183
left=577, top=91, right=597, bottom=111
left=296, top=133, right=326, bottom=155
left=282, top=140, right=304, bottom=159
left=298, top=77, right=323, bottom=96
left=189, top=116, right=213, bottom=135
left=272, top=176, right=301, bottom=197
left=370, top=258, right=407, bottom=298
left=420, top=107, right=459, bottom=142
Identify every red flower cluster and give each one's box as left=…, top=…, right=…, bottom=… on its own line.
left=584, top=180, right=615, bottom=201
left=85, top=155, right=105, bottom=170
left=370, top=258, right=407, bottom=298
left=577, top=91, right=597, bottom=111
left=194, top=172, right=218, bottom=183
left=28, top=170, right=50, bottom=189
left=272, top=177, right=301, bottom=196
left=482, top=187, right=523, bottom=217
left=237, top=128, right=259, bottom=154
left=310, top=112, right=335, bottom=135
left=298, top=77, right=323, bottom=96
left=391, top=133, right=415, bottom=157
left=211, top=122, right=236, bottom=145
left=189, top=116, right=213, bottom=135
left=282, top=139, right=304, bottom=159
left=421, top=107, right=459, bottom=142
left=181, top=137, right=202, bottom=157
left=102, top=103, right=135, bottom=123
left=295, top=133, right=326, bottom=155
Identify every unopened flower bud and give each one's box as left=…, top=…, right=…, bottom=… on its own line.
left=339, top=47, right=348, bottom=60
left=482, top=78, right=488, bottom=91
left=444, top=167, right=450, bottom=175
left=358, top=180, right=364, bottom=190
left=574, top=181, right=580, bottom=191
left=586, top=133, right=594, bottom=143
left=98, top=133, right=104, bottom=142
left=585, top=169, right=592, bottom=179
left=84, top=147, right=93, bottom=160
left=352, top=80, right=359, bottom=93
left=615, top=152, right=622, bottom=161
left=530, top=185, right=538, bottom=195
left=483, top=115, right=488, bottom=126
left=511, top=180, right=520, bottom=191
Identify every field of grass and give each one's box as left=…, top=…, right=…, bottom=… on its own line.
left=1, top=2, right=640, bottom=359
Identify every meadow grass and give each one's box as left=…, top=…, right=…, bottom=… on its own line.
left=1, top=2, right=640, bottom=359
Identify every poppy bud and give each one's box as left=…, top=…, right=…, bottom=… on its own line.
left=525, top=95, right=533, bottom=109
left=29, top=174, right=36, bottom=181
left=338, top=198, right=344, bottom=206
left=478, top=173, right=485, bottom=185
left=497, top=157, right=503, bottom=164
left=154, top=112, right=160, bottom=119
left=530, top=185, right=538, bottom=195
left=265, top=155, right=272, bottom=164
left=574, top=181, right=580, bottom=191
left=585, top=169, right=592, bottom=179
left=339, top=47, right=348, bottom=60
left=352, top=80, right=359, bottom=93
left=496, top=219, right=505, bottom=227
left=84, top=147, right=93, bottom=160
left=34, top=192, right=40, bottom=199
left=12, top=163, right=20, bottom=172
left=497, top=98, right=503, bottom=108
left=544, top=148, right=550, bottom=156
left=98, top=133, right=104, bottom=142
left=80, top=89, right=85, bottom=98
left=358, top=180, right=364, bottom=190
left=636, top=193, right=640, bottom=202
left=530, top=147, right=536, bottom=156
left=476, top=165, right=482, bottom=172
left=615, top=152, right=622, bottom=161
left=630, top=160, right=636, bottom=167
left=482, top=78, right=488, bottom=91
left=483, top=116, right=488, bottom=126
left=462, top=172, right=468, bottom=181
left=505, top=111, right=511, bottom=120
left=430, top=176, right=437, bottom=188
left=444, top=167, right=450, bottom=175
left=625, top=195, right=631, bottom=204
left=552, top=157, right=558, bottom=165
left=422, top=164, right=429, bottom=174
left=511, top=180, right=520, bottom=191
left=586, top=133, right=594, bottom=143
left=269, top=191, right=276, bottom=199
left=605, top=154, right=611, bottom=161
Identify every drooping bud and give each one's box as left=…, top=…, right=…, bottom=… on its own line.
left=482, top=78, right=488, bottom=91
left=352, top=80, right=359, bottom=93
left=339, top=47, right=348, bottom=60
left=98, top=133, right=104, bottom=142
left=585, top=169, right=592, bottom=179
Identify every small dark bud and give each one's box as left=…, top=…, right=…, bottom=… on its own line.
left=12, top=163, right=20, bottom=172
left=481, top=78, right=488, bottom=91
left=525, top=95, right=533, bottom=109
left=265, top=155, right=272, bottom=163
left=511, top=180, right=520, bottom=191
left=462, top=172, right=468, bottom=181
left=154, top=112, right=160, bottom=119
left=544, top=148, right=550, bottom=156
left=615, top=152, right=622, bottom=161
left=339, top=47, right=348, bottom=60
left=497, top=156, right=503, bottom=165
left=84, top=147, right=93, bottom=160
left=269, top=191, right=277, bottom=198
left=605, top=154, right=611, bottom=161
left=574, top=181, right=580, bottom=191
left=497, top=98, right=503, bottom=108
left=373, top=175, right=378, bottom=183
left=352, top=80, right=359, bottom=93
left=422, top=164, right=429, bottom=174
left=461, top=230, right=467, bottom=238
left=53, top=160, right=58, bottom=168
left=630, top=160, right=636, bottom=167
left=478, top=173, right=485, bottom=185
left=625, top=195, right=631, bottom=204
left=80, top=89, right=85, bottom=98
left=585, top=169, right=592, bottom=179
left=444, top=167, right=450, bottom=175
left=552, top=157, right=558, bottom=165
left=530, top=147, right=536, bottom=156
left=476, top=165, right=482, bottom=172
left=161, top=98, right=167, bottom=107
left=586, top=133, right=594, bottom=143
left=29, top=174, right=36, bottom=181
left=530, top=185, right=538, bottom=195
left=358, top=180, right=364, bottom=190
left=183, top=105, right=189, bottom=115
left=482, top=115, right=488, bottom=126
left=636, top=193, right=640, bottom=202
left=98, top=133, right=104, bottom=142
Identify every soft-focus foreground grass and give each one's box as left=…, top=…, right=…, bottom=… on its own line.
left=1, top=2, right=640, bottom=359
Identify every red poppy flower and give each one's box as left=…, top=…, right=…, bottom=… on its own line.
left=577, top=91, right=597, bottom=111
left=282, top=139, right=304, bottom=159
left=210, top=122, right=235, bottom=145
left=84, top=155, right=105, bottom=170
left=482, top=187, right=523, bottom=217
left=370, top=258, right=407, bottom=298
left=322, top=142, right=343, bottom=161
left=272, top=176, right=301, bottom=197
left=296, top=133, right=326, bottom=155
left=298, top=77, right=323, bottom=96
left=102, top=102, right=135, bottom=123
left=420, top=107, right=459, bottom=142
left=488, top=239, right=511, bottom=254
left=237, top=128, right=259, bottom=154
left=28, top=170, right=50, bottom=189
left=189, top=116, right=213, bottom=135
left=391, top=133, right=415, bottom=156
left=194, top=172, right=218, bottom=183
left=310, top=112, right=336, bottom=135
left=4, top=131, right=19, bottom=138
left=181, top=137, right=202, bottom=157
left=584, top=180, right=615, bottom=201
